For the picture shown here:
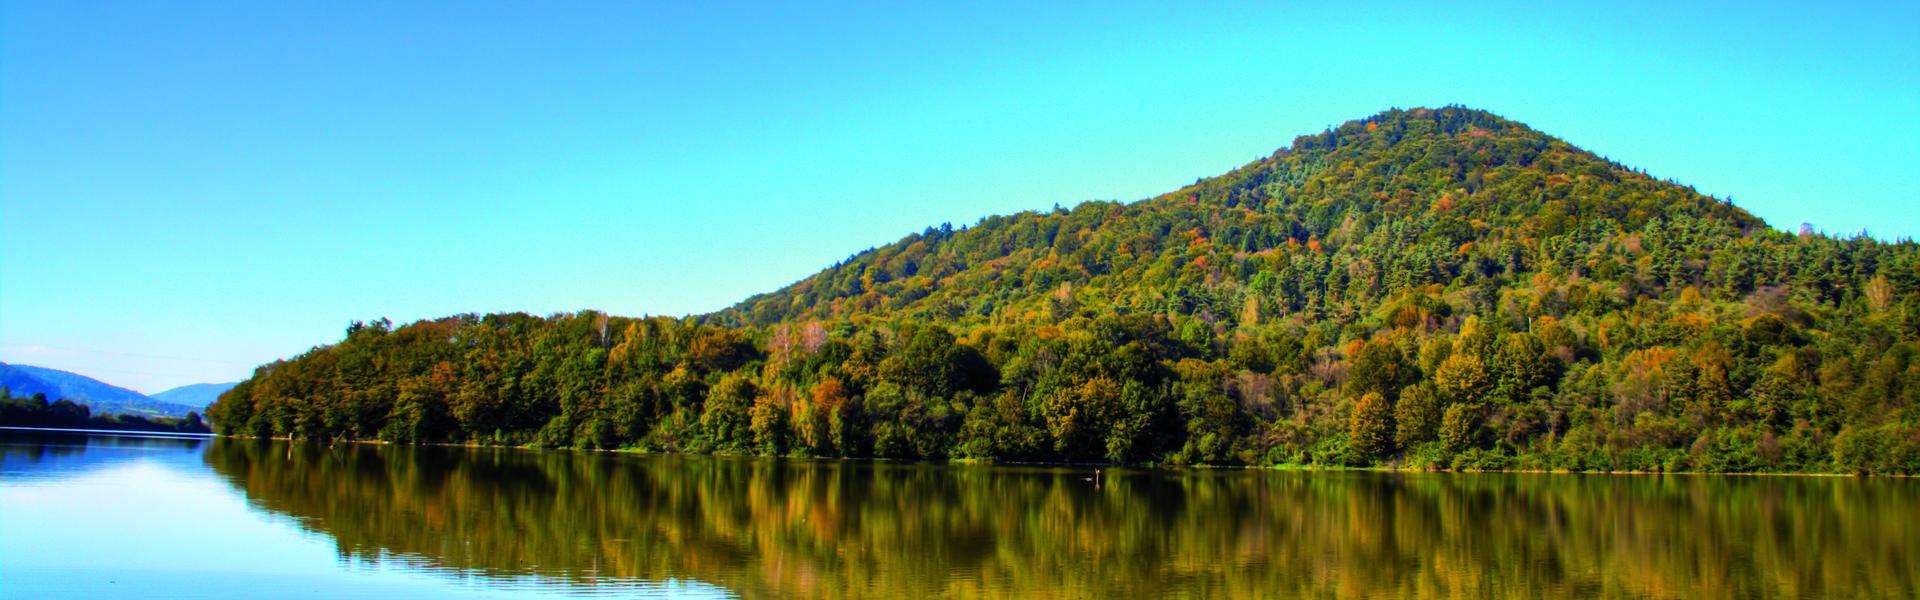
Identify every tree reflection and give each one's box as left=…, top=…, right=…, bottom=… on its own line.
left=1, top=430, right=206, bottom=480
left=204, top=440, right=1919, bottom=599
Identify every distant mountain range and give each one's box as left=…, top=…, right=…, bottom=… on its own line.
left=0, top=361, right=233, bottom=418
left=150, top=382, right=239, bottom=410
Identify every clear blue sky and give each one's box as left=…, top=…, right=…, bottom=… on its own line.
left=2, top=1, right=1916, bottom=393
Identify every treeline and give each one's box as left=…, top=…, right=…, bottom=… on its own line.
left=208, top=107, right=1920, bottom=473
left=1, top=388, right=210, bottom=434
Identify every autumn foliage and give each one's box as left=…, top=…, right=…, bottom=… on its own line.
left=209, top=107, right=1920, bottom=473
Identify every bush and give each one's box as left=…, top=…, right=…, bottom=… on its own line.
left=1691, top=428, right=1763, bottom=473
left=1833, top=424, right=1920, bottom=475
left=1450, top=448, right=1513, bottom=471
left=1308, top=434, right=1356, bottom=467
left=1402, top=442, right=1451, bottom=471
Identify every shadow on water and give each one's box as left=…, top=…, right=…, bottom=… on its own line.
left=199, top=439, right=1919, bottom=599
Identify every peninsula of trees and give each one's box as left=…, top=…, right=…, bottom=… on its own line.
left=206, top=107, right=1920, bottom=473
left=1, top=388, right=210, bottom=434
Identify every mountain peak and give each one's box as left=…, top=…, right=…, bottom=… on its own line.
left=151, top=382, right=241, bottom=409
left=717, top=107, right=1764, bottom=327
left=1280, top=105, right=1530, bottom=155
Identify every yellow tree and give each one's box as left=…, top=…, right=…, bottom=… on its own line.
left=1349, top=392, right=1395, bottom=460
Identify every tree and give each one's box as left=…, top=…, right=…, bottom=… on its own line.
left=701, top=373, right=757, bottom=449
left=1395, top=383, right=1441, bottom=447
left=1441, top=403, right=1477, bottom=454
left=1044, top=376, right=1121, bottom=460
left=1349, top=392, right=1395, bottom=459
left=749, top=391, right=788, bottom=454
left=1434, top=352, right=1493, bottom=404
left=1348, top=337, right=1415, bottom=400
left=796, top=378, right=847, bottom=454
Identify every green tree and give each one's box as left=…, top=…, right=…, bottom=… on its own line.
left=701, top=373, right=757, bottom=450
left=1349, top=392, right=1395, bottom=460
left=1349, top=337, right=1416, bottom=400
left=1395, top=383, right=1441, bottom=447
left=1441, top=403, right=1477, bottom=454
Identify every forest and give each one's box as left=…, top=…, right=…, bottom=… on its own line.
left=206, top=107, right=1920, bottom=473
left=0, top=388, right=210, bottom=434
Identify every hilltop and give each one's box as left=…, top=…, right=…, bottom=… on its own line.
left=208, top=107, right=1920, bottom=474
left=717, top=107, right=1763, bottom=328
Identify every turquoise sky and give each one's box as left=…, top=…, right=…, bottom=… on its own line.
left=3, top=1, right=1916, bottom=393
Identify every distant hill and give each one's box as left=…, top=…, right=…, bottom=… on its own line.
left=0, top=362, right=198, bottom=418
left=150, top=382, right=239, bottom=409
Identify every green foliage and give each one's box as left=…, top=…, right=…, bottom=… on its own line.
left=1440, top=403, right=1478, bottom=455
left=1348, top=392, right=1395, bottom=459
left=1394, top=383, right=1441, bottom=447
left=1348, top=338, right=1416, bottom=400
left=702, top=372, right=758, bottom=451
left=1833, top=424, right=1920, bottom=475
left=206, top=106, right=1920, bottom=473
left=0, top=388, right=209, bottom=433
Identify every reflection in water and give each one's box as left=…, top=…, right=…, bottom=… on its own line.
left=200, top=440, right=1920, bottom=599
left=0, top=429, right=207, bottom=481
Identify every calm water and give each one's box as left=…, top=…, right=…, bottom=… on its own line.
left=2, top=430, right=1916, bottom=599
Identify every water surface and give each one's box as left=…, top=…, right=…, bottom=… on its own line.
left=2, top=430, right=1914, bottom=598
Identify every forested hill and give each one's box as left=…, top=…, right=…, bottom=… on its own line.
left=716, top=107, right=1764, bottom=329
left=207, top=107, right=1920, bottom=474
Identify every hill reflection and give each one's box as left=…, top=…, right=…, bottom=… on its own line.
left=204, top=440, right=1918, bottom=598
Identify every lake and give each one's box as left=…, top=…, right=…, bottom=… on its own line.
left=1, top=429, right=1914, bottom=599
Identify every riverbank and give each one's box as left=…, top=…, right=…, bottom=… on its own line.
left=185, top=431, right=1909, bottom=477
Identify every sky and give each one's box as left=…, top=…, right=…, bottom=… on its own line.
left=2, top=1, right=1916, bottom=394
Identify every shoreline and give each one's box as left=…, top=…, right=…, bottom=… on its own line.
left=0, top=424, right=216, bottom=438
left=18, top=427, right=1897, bottom=478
